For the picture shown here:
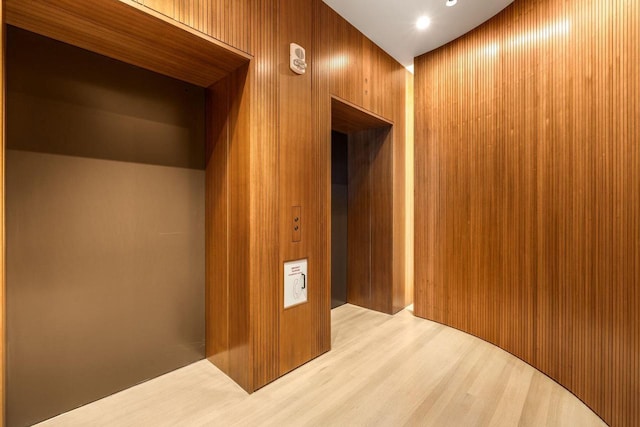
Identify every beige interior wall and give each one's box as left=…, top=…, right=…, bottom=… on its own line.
left=6, top=27, right=206, bottom=427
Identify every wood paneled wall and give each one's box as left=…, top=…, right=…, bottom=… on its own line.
left=130, top=0, right=279, bottom=392
left=145, top=0, right=412, bottom=386
left=314, top=1, right=411, bottom=315
left=277, top=0, right=320, bottom=376
left=134, top=0, right=251, bottom=53
left=247, top=0, right=280, bottom=391
left=413, top=0, right=639, bottom=425
left=404, top=73, right=414, bottom=307
left=5, top=0, right=250, bottom=87
left=347, top=127, right=394, bottom=313
left=205, top=75, right=230, bottom=381
left=205, top=65, right=255, bottom=391
left=1, top=0, right=411, bottom=416
left=201, top=0, right=280, bottom=391
left=142, top=0, right=292, bottom=391
left=331, top=97, right=401, bottom=315
left=0, top=5, right=5, bottom=425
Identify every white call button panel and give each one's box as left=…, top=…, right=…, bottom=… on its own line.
left=284, top=259, right=308, bottom=308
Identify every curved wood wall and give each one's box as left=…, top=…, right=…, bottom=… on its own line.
left=414, top=0, right=639, bottom=425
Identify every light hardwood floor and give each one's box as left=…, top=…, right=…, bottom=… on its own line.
left=38, top=305, right=606, bottom=426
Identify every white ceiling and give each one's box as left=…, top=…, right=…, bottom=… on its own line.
left=322, top=0, right=514, bottom=70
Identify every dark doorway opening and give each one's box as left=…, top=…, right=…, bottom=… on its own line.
left=331, top=131, right=349, bottom=309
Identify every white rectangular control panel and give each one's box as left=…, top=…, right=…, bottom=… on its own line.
left=284, top=259, right=307, bottom=308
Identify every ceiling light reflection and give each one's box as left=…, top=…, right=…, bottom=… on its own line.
left=479, top=19, right=571, bottom=57
left=330, top=54, right=348, bottom=70
left=509, top=19, right=571, bottom=47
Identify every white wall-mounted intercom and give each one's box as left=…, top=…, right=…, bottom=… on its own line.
left=290, top=43, right=307, bottom=75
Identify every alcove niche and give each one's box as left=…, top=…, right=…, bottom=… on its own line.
left=330, top=96, right=402, bottom=314
left=4, top=1, right=251, bottom=425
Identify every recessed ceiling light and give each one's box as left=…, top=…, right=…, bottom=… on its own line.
left=446, top=0, right=457, bottom=6
left=416, top=16, right=431, bottom=30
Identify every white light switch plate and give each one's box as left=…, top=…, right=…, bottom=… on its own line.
left=284, top=259, right=307, bottom=308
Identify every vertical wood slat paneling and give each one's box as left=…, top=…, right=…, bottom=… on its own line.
left=611, top=1, right=640, bottom=424
left=121, top=0, right=411, bottom=386
left=347, top=131, right=372, bottom=309
left=137, top=0, right=278, bottom=391
left=141, top=0, right=175, bottom=20
left=3, top=0, right=410, bottom=409
left=205, top=64, right=263, bottom=393
left=316, top=1, right=410, bottom=314
left=136, top=0, right=305, bottom=388
left=248, top=0, right=279, bottom=390
left=225, top=65, right=252, bottom=392
left=391, top=65, right=408, bottom=313
left=141, top=0, right=278, bottom=392
left=311, top=0, right=332, bottom=357
left=205, top=78, right=230, bottom=376
left=277, top=0, right=315, bottom=377
left=140, top=0, right=251, bottom=54
left=414, top=0, right=639, bottom=425
left=346, top=128, right=394, bottom=314
left=404, top=72, right=415, bottom=308
left=367, top=127, right=394, bottom=313
left=0, top=5, right=4, bottom=425
left=204, top=66, right=254, bottom=393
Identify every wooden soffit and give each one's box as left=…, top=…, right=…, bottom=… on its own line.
left=5, top=0, right=252, bottom=87
left=331, top=96, right=393, bottom=134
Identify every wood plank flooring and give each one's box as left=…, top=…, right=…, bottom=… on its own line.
left=37, top=305, right=605, bottom=426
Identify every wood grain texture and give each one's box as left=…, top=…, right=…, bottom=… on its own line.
left=404, top=72, right=414, bottom=310
left=390, top=69, right=408, bottom=314
left=310, top=0, right=333, bottom=362
left=332, top=96, right=396, bottom=315
left=368, top=127, right=394, bottom=313
left=137, top=0, right=251, bottom=54
left=413, top=0, right=639, bottom=425
left=94, top=0, right=410, bottom=388
left=205, top=77, right=231, bottom=379
left=225, top=65, right=252, bottom=392
left=0, top=5, right=4, bottom=426
left=204, top=64, right=255, bottom=393
left=34, top=305, right=605, bottom=427
left=315, top=0, right=411, bottom=317
left=346, top=128, right=394, bottom=314
left=2, top=1, right=411, bottom=414
left=129, top=0, right=281, bottom=391
left=346, top=132, right=372, bottom=309
left=206, top=63, right=261, bottom=394
left=277, top=0, right=315, bottom=376
left=247, top=0, right=280, bottom=390
left=4, top=0, right=250, bottom=87
left=331, top=96, right=392, bottom=134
